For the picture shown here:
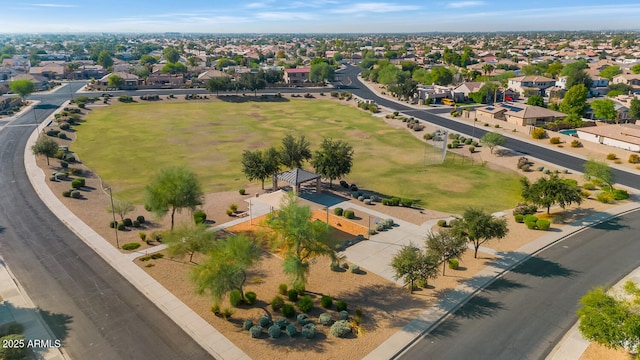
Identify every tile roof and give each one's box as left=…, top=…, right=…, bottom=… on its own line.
left=576, top=123, right=640, bottom=146
left=285, top=67, right=310, bottom=74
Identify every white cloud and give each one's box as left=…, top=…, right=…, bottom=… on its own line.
left=330, top=2, right=420, bottom=14
left=32, top=3, right=77, bottom=7
left=448, top=1, right=485, bottom=9
left=256, top=12, right=313, bottom=21
left=245, top=1, right=275, bottom=9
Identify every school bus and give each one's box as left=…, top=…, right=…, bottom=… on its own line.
left=442, top=98, right=456, bottom=106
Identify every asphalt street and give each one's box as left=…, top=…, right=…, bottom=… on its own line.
left=399, top=209, right=640, bottom=360
left=0, top=83, right=211, bottom=359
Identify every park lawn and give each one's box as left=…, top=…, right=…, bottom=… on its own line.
left=73, top=99, right=521, bottom=213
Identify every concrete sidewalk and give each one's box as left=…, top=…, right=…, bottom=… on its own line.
left=0, top=257, right=68, bottom=360
left=25, top=114, right=249, bottom=359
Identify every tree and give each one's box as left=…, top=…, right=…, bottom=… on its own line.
left=630, top=98, right=640, bottom=120
left=163, top=47, right=180, bottom=63
left=266, top=193, right=334, bottom=291
left=480, top=132, right=506, bottom=154
left=161, top=62, right=187, bottom=74
left=599, top=65, right=622, bottom=80
left=559, top=84, right=589, bottom=116
left=309, top=62, right=335, bottom=83
left=526, top=94, right=545, bottom=107
left=164, top=223, right=216, bottom=263
left=239, top=72, right=266, bottom=96
left=31, top=136, right=58, bottom=165
left=106, top=199, right=135, bottom=221
left=577, top=282, right=640, bottom=355
left=191, top=234, right=259, bottom=304
left=482, top=63, right=495, bottom=81
left=107, top=74, right=124, bottom=88
left=96, top=50, right=113, bottom=69
left=520, top=174, right=583, bottom=214
left=388, top=78, right=418, bottom=101
left=144, top=167, right=204, bottom=230
left=632, top=63, right=640, bottom=75
left=311, top=138, right=354, bottom=189
left=583, top=159, right=615, bottom=192
left=425, top=230, right=467, bottom=275
left=205, top=76, right=231, bottom=96
left=450, top=208, right=508, bottom=258
left=590, top=99, right=617, bottom=122
left=391, top=243, right=438, bottom=293
left=279, top=134, right=311, bottom=169
left=241, top=147, right=280, bottom=190
left=9, top=79, right=35, bottom=102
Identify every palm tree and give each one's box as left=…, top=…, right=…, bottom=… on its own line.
left=482, top=63, right=495, bottom=82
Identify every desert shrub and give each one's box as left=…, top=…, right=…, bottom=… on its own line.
left=249, top=325, right=262, bottom=338
left=606, top=153, right=617, bottom=160
left=357, top=195, right=364, bottom=202
left=330, top=320, right=352, bottom=338
left=225, top=209, right=233, bottom=216
left=350, top=184, right=358, bottom=192
left=531, top=127, right=546, bottom=139
left=549, top=137, right=561, bottom=144
left=271, top=296, right=284, bottom=311
left=0, top=322, right=24, bottom=337
left=513, top=203, right=537, bottom=216
left=543, top=169, right=551, bottom=174
left=258, top=315, right=272, bottom=327
left=536, top=219, right=551, bottom=231
left=613, top=189, right=629, bottom=200
left=60, top=122, right=70, bottom=130
left=286, top=324, right=298, bottom=337
left=278, top=283, right=288, bottom=295
left=273, top=318, right=288, bottom=329
left=321, top=295, right=333, bottom=309
left=336, top=300, right=347, bottom=312
left=521, top=164, right=531, bottom=172
left=350, top=264, right=360, bottom=274
left=319, top=313, right=333, bottom=326
left=341, top=263, right=349, bottom=270
left=243, top=319, right=254, bottom=331
left=70, top=190, right=81, bottom=199
left=64, top=153, right=76, bottom=163
left=135, top=215, right=145, bottom=224
left=287, top=289, right=299, bottom=302
left=245, top=291, right=257, bottom=305
left=122, top=242, right=140, bottom=250
left=340, top=180, right=349, bottom=188
left=0, top=334, right=28, bottom=359
left=268, top=324, right=281, bottom=338
left=400, top=198, right=413, bottom=207
left=571, top=139, right=582, bottom=148
left=596, top=191, right=614, bottom=204
left=282, top=304, right=295, bottom=318
left=117, top=223, right=126, bottom=231
left=363, top=199, right=372, bottom=205
left=109, top=220, right=117, bottom=228
left=338, top=310, right=349, bottom=321
left=239, top=188, right=246, bottom=195
left=629, top=154, right=640, bottom=164
left=424, top=133, right=433, bottom=140
left=221, top=308, right=234, bottom=320
left=524, top=214, right=538, bottom=223
left=132, top=220, right=141, bottom=228
left=123, top=218, right=133, bottom=227
left=59, top=161, right=69, bottom=171
left=193, top=210, right=206, bottom=224
left=514, top=214, right=524, bottom=223
left=297, top=313, right=312, bottom=325
left=229, top=289, right=243, bottom=307
left=375, top=223, right=385, bottom=232
left=469, top=146, right=475, bottom=153
left=118, top=95, right=134, bottom=102
left=46, top=129, right=60, bottom=137
left=57, top=132, right=68, bottom=139
left=343, top=210, right=355, bottom=219
left=437, top=219, right=447, bottom=227
left=525, top=221, right=537, bottom=230
left=448, top=259, right=459, bottom=269
left=71, top=177, right=85, bottom=188
left=62, top=190, right=71, bottom=197
left=301, top=323, right=317, bottom=339
left=297, top=296, right=314, bottom=313
left=230, top=203, right=238, bottom=212
left=383, top=218, right=394, bottom=228
left=582, top=182, right=597, bottom=190
left=69, top=167, right=83, bottom=176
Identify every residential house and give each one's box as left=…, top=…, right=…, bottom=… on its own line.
left=11, top=73, right=49, bottom=90
left=576, top=123, right=640, bottom=152
left=475, top=102, right=566, bottom=126
left=29, top=61, right=67, bottom=80
left=612, top=74, right=640, bottom=89
left=145, top=73, right=184, bottom=87
left=283, top=68, right=311, bottom=84
left=507, top=75, right=556, bottom=98
left=0, top=95, right=22, bottom=113
left=556, top=75, right=609, bottom=96
left=416, top=85, right=459, bottom=103
left=99, top=72, right=140, bottom=88
left=197, top=69, right=231, bottom=82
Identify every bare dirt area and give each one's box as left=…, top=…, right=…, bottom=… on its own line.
left=580, top=342, right=632, bottom=360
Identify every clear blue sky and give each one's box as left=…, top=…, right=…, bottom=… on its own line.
left=3, top=1, right=640, bottom=33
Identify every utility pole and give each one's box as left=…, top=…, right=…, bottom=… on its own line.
left=105, top=187, right=119, bottom=249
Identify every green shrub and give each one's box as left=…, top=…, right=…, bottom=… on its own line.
left=136, top=215, right=145, bottom=223
left=582, top=182, right=597, bottom=190
left=613, top=189, right=629, bottom=200
left=469, top=146, right=475, bottom=153
left=60, top=160, right=69, bottom=169
left=340, top=180, right=349, bottom=188
left=268, top=324, right=281, bottom=338
left=571, top=139, right=582, bottom=148
left=211, top=303, right=221, bottom=315
left=132, top=220, right=141, bottom=228
left=606, top=153, right=617, bottom=160
left=71, top=177, right=85, bottom=188
left=333, top=207, right=343, bottom=216
left=64, top=153, right=76, bottom=162
left=319, top=313, right=333, bottom=326
left=524, top=214, right=538, bottom=223
left=298, top=296, right=314, bottom=313
left=301, top=323, right=317, bottom=339
left=229, top=289, right=243, bottom=307
left=122, top=242, right=140, bottom=250
left=297, top=313, right=312, bottom=325
left=46, top=129, right=60, bottom=137
left=230, top=203, right=238, bottom=212
left=343, top=210, right=355, bottom=219
left=514, top=214, right=524, bottom=223
left=338, top=310, right=349, bottom=321
left=330, top=320, right=352, bottom=338
left=57, top=132, right=68, bottom=139
left=109, top=220, right=117, bottom=228
left=531, top=127, right=546, bottom=139
left=629, top=154, right=640, bottom=164
left=258, top=315, right=272, bottom=327
left=60, top=122, right=70, bottom=130
left=0, top=322, right=24, bottom=338
left=139, top=232, right=147, bottom=241
left=249, top=325, right=262, bottom=338
left=336, top=300, right=347, bottom=312
left=383, top=218, right=394, bottom=228
left=448, top=259, right=459, bottom=269
left=350, top=264, right=360, bottom=274
left=243, top=319, right=254, bottom=331
left=123, top=218, right=133, bottom=227
left=549, top=137, right=561, bottom=144
left=321, top=295, right=333, bottom=309
left=286, top=324, right=298, bottom=337
left=597, top=191, right=615, bottom=204
left=437, top=219, right=447, bottom=227
left=193, top=210, right=206, bottom=224
left=245, top=291, right=257, bottom=305
left=281, top=304, right=295, bottom=318
left=271, top=296, right=284, bottom=312
left=0, top=334, right=28, bottom=359
left=70, top=190, right=81, bottom=199
left=278, top=283, right=288, bottom=295
left=525, top=220, right=537, bottom=230
left=273, top=318, right=288, bottom=329
left=287, top=289, right=299, bottom=302
left=536, top=219, right=551, bottom=231
left=117, top=223, right=126, bottom=231
left=221, top=308, right=234, bottom=320
left=62, top=190, right=71, bottom=197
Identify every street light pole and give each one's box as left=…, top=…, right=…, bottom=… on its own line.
left=106, top=187, right=119, bottom=249
left=32, top=106, right=37, bottom=126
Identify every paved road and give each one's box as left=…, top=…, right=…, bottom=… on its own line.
left=399, top=209, right=640, bottom=360
left=338, top=64, right=640, bottom=188
left=0, top=82, right=211, bottom=359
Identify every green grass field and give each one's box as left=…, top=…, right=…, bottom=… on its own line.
left=73, top=98, right=521, bottom=214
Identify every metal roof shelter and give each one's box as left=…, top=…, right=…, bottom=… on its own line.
left=273, top=168, right=322, bottom=195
